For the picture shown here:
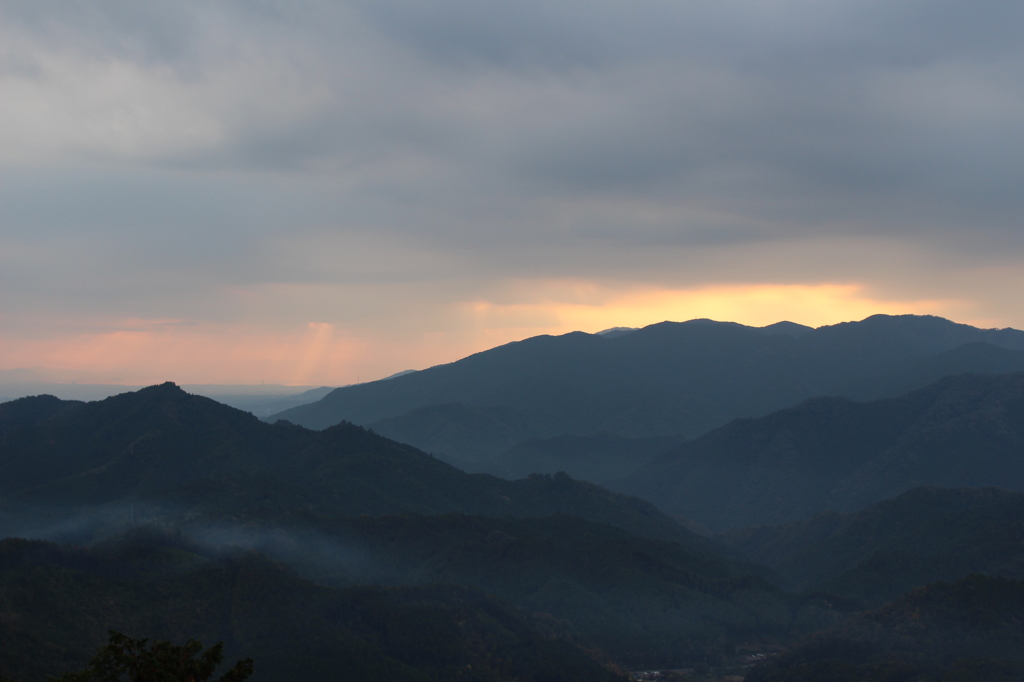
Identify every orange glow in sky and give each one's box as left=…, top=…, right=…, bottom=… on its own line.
left=462, top=282, right=968, bottom=336
left=0, top=282, right=978, bottom=386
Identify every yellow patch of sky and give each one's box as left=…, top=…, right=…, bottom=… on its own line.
left=0, top=282, right=974, bottom=386
left=461, top=282, right=967, bottom=339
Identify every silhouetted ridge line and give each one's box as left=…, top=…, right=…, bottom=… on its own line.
left=0, top=383, right=710, bottom=549
left=269, top=314, right=1024, bottom=478
left=617, top=372, right=1024, bottom=530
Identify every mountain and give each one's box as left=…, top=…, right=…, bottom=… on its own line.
left=193, top=385, right=336, bottom=417
left=595, top=327, right=638, bottom=338
left=0, top=384, right=793, bottom=670
left=470, top=432, right=687, bottom=485
left=0, top=383, right=705, bottom=550
left=269, top=315, right=1024, bottom=475
left=366, top=402, right=548, bottom=465
left=758, top=321, right=814, bottom=337
left=0, top=394, right=82, bottom=435
left=615, top=373, right=1024, bottom=531
left=842, top=340, right=1024, bottom=400
left=0, top=531, right=624, bottom=682
left=747, top=574, right=1024, bottom=682
left=0, top=382, right=332, bottom=413
left=187, top=513, right=792, bottom=668
left=722, top=486, right=1024, bottom=603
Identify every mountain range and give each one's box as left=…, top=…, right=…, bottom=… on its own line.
left=614, top=372, right=1024, bottom=530
left=0, top=383, right=698, bottom=549
left=0, top=380, right=333, bottom=416
left=0, top=383, right=793, bottom=668
left=0, top=531, right=623, bottom=682
left=201, top=512, right=795, bottom=668
left=722, top=486, right=1024, bottom=604
left=270, top=315, right=1024, bottom=481
left=748, top=574, right=1024, bottom=681
left=6, top=313, right=1024, bottom=678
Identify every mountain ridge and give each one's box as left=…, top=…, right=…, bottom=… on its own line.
left=614, top=372, right=1024, bottom=530
left=722, top=486, right=1024, bottom=602
left=747, top=574, right=1024, bottom=681
left=269, top=315, right=1024, bottom=474
left=0, top=383, right=710, bottom=553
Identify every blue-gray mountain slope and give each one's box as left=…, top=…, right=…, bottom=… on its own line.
left=270, top=315, right=1024, bottom=472
left=615, top=372, right=1024, bottom=531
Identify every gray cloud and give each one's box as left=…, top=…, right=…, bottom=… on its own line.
left=1, top=0, right=1024, bottom=371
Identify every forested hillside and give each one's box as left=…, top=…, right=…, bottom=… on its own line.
left=0, top=383, right=794, bottom=672
left=271, top=315, right=1024, bottom=478
left=747, top=575, right=1024, bottom=681
left=723, top=486, right=1024, bottom=603
left=5, top=319, right=1024, bottom=678
left=0, top=531, right=624, bottom=682
left=0, top=383, right=696, bottom=548
left=616, top=373, right=1024, bottom=530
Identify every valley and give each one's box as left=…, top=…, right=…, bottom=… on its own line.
left=2, top=314, right=1024, bottom=680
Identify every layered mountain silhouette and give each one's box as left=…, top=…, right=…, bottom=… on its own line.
left=269, top=315, right=1024, bottom=478
left=723, top=486, right=1024, bottom=602
left=748, top=574, right=1024, bottom=681
left=0, top=383, right=701, bottom=549
left=199, top=513, right=792, bottom=667
left=474, top=432, right=688, bottom=485
left=8, top=315, right=1024, bottom=676
left=0, top=383, right=797, bottom=668
left=0, top=531, right=623, bottom=682
left=615, top=372, right=1024, bottom=531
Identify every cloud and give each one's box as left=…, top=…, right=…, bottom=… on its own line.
left=1, top=0, right=1023, bottom=383
left=0, top=318, right=369, bottom=385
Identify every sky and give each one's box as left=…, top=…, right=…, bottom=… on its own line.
left=1, top=0, right=1023, bottom=386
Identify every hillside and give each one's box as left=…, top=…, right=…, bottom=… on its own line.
left=747, top=574, right=1024, bottom=681
left=616, top=373, right=1024, bottom=530
left=723, top=486, right=1024, bottom=603
left=184, top=513, right=793, bottom=668
left=0, top=383, right=704, bottom=550
left=270, top=315, right=1024, bottom=476
left=0, top=384, right=804, bottom=670
left=0, top=394, right=82, bottom=435
left=0, top=531, right=624, bottom=682
left=470, top=432, right=687, bottom=485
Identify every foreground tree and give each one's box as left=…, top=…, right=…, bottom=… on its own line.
left=50, top=631, right=253, bottom=682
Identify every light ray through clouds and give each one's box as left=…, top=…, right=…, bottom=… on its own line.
left=1, top=0, right=1023, bottom=384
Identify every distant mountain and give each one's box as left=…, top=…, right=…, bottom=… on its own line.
left=615, top=373, right=1024, bottom=531
left=0, top=383, right=706, bottom=551
left=747, top=574, right=1024, bottom=682
left=362, top=407, right=682, bottom=483
left=366, top=402, right=547, bottom=464
left=0, top=384, right=790, bottom=670
left=595, top=327, right=638, bottom=338
left=471, top=432, right=687, bottom=485
left=758, top=321, right=814, bottom=337
left=269, top=315, right=1024, bottom=475
left=0, top=383, right=334, bottom=417
left=841, top=340, right=1024, bottom=400
left=722, top=486, right=1024, bottom=603
left=381, top=369, right=419, bottom=380
left=0, top=382, right=146, bottom=403
left=199, top=385, right=335, bottom=417
left=0, top=531, right=623, bottom=682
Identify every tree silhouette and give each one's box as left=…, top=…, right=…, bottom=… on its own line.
left=50, top=631, right=253, bottom=682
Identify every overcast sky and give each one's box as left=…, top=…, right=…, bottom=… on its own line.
left=2, top=0, right=1023, bottom=385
